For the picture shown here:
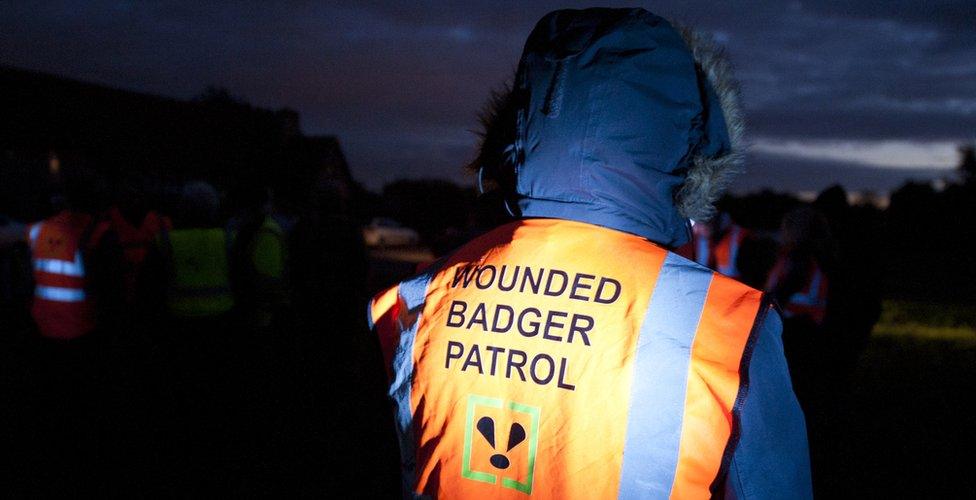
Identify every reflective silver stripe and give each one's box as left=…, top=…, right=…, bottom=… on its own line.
left=35, top=285, right=86, bottom=302
left=618, top=252, right=713, bottom=497
left=33, top=250, right=86, bottom=277
left=789, top=269, right=825, bottom=306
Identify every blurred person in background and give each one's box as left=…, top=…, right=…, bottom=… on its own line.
left=19, top=164, right=127, bottom=493
left=106, top=175, right=172, bottom=311
left=100, top=174, right=180, bottom=491
left=154, top=179, right=236, bottom=485
left=223, top=180, right=291, bottom=489
left=765, top=206, right=837, bottom=412
left=764, top=204, right=843, bottom=493
left=25, top=165, right=122, bottom=341
left=283, top=177, right=399, bottom=496
left=813, top=185, right=881, bottom=386
left=681, top=210, right=751, bottom=280
left=228, top=182, right=288, bottom=332
left=369, top=8, right=810, bottom=498
left=160, top=180, right=234, bottom=321
left=805, top=186, right=882, bottom=491
left=289, top=178, right=367, bottom=322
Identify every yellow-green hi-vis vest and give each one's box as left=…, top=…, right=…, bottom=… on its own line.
left=165, top=228, right=234, bottom=317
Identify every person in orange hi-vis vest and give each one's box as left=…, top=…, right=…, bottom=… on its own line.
left=764, top=206, right=836, bottom=429
left=106, top=177, right=173, bottom=306
left=765, top=207, right=834, bottom=327
left=710, top=215, right=751, bottom=280
left=27, top=167, right=121, bottom=340
left=681, top=213, right=750, bottom=280
left=367, top=8, right=811, bottom=499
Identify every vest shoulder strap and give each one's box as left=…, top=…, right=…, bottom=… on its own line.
left=368, top=257, right=448, bottom=494
left=369, top=256, right=449, bottom=376
left=619, top=251, right=765, bottom=498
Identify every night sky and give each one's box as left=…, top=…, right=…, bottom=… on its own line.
left=3, top=1, right=975, bottom=194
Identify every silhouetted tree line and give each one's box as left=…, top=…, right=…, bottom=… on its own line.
left=883, top=145, right=976, bottom=300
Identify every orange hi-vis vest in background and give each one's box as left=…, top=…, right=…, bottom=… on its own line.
left=713, top=225, right=748, bottom=278
left=767, top=258, right=829, bottom=325
left=369, top=219, right=767, bottom=499
left=27, top=210, right=109, bottom=339
left=108, top=207, right=172, bottom=303
left=691, top=224, right=748, bottom=279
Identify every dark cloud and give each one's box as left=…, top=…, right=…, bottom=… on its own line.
left=802, top=0, right=976, bottom=33
left=1, top=1, right=973, bottom=191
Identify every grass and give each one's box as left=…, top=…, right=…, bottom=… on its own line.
left=872, top=300, right=976, bottom=343
left=812, top=299, right=976, bottom=497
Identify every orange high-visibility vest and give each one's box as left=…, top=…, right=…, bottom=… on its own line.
left=369, top=219, right=766, bottom=499
left=686, top=224, right=747, bottom=279
left=27, top=211, right=109, bottom=339
left=767, top=258, right=828, bottom=325
left=108, top=207, right=172, bottom=303
left=712, top=225, right=748, bottom=278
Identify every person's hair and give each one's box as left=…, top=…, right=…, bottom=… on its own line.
left=466, top=82, right=521, bottom=196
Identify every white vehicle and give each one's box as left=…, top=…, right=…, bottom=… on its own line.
left=363, top=217, right=420, bottom=247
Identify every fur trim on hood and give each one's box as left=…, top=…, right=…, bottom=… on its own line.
left=674, top=26, right=745, bottom=222
left=468, top=84, right=520, bottom=194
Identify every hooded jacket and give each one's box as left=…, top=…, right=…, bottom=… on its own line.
left=474, top=8, right=743, bottom=249
left=370, top=8, right=810, bottom=499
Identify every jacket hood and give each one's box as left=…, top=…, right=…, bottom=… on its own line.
left=471, top=8, right=743, bottom=247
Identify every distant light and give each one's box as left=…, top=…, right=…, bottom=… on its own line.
left=48, top=153, right=61, bottom=175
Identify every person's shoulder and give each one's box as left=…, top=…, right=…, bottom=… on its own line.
left=664, top=247, right=713, bottom=273
left=667, top=248, right=763, bottom=293
left=728, top=302, right=810, bottom=499
left=368, top=284, right=401, bottom=331
left=757, top=304, right=783, bottom=335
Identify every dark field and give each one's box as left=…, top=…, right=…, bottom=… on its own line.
left=814, top=332, right=975, bottom=497
left=807, top=299, right=976, bottom=497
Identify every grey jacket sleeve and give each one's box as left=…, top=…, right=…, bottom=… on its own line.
left=725, top=309, right=813, bottom=499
